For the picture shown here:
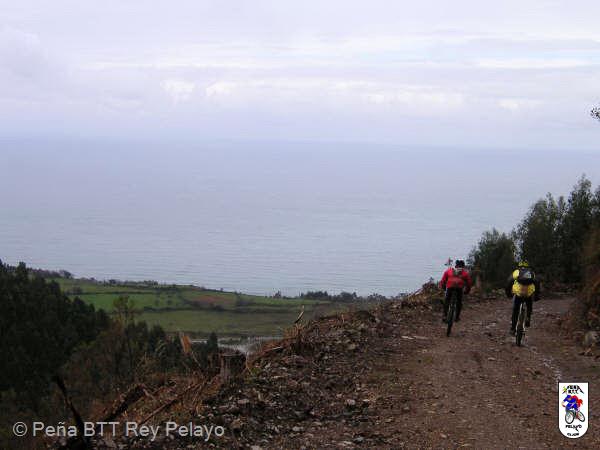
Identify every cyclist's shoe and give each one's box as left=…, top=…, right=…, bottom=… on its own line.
left=525, top=319, right=531, bottom=328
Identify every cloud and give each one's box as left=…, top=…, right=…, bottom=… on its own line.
left=476, top=58, right=594, bottom=70
left=161, top=79, right=196, bottom=102
left=0, top=28, right=46, bottom=79
left=0, top=27, right=72, bottom=115
left=203, top=78, right=463, bottom=112
left=2, top=1, right=600, bottom=147
left=205, top=81, right=236, bottom=98
left=364, top=88, right=465, bottom=111
left=498, top=98, right=542, bottom=111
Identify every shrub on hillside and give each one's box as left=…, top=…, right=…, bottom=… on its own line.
left=580, top=228, right=600, bottom=331
left=301, top=290, right=330, bottom=300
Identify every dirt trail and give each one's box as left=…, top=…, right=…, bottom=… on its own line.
left=304, top=295, right=600, bottom=448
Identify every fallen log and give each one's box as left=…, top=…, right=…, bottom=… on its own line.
left=100, top=384, right=147, bottom=424
left=138, top=381, right=199, bottom=426
left=53, top=376, right=91, bottom=450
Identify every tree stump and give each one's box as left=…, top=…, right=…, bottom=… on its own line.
left=219, top=352, right=245, bottom=382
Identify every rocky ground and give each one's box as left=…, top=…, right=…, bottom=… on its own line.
left=76, top=289, right=600, bottom=449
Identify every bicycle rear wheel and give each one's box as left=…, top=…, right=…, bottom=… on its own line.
left=446, top=295, right=455, bottom=337
left=516, top=302, right=525, bottom=346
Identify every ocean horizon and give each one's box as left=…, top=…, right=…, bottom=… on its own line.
left=2, top=137, right=599, bottom=296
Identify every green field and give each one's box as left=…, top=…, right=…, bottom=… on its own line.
left=52, top=278, right=348, bottom=336
left=137, top=307, right=330, bottom=336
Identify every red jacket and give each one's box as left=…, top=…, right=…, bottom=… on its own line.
left=440, top=268, right=473, bottom=293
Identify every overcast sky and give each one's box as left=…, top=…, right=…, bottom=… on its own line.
left=1, top=1, right=599, bottom=148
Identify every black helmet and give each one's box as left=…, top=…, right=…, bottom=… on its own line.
left=455, top=259, right=465, bottom=268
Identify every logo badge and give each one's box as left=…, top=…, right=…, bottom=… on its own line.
left=559, top=382, right=588, bottom=438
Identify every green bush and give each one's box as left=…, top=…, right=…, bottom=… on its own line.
left=469, top=228, right=516, bottom=290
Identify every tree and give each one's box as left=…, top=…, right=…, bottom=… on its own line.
left=469, top=228, right=516, bottom=290
left=206, top=332, right=218, bottom=353
left=592, top=106, right=600, bottom=122
left=0, top=261, right=108, bottom=411
left=112, top=296, right=138, bottom=381
left=59, top=319, right=184, bottom=417
left=0, top=261, right=186, bottom=447
left=514, top=193, right=565, bottom=280
left=592, top=185, right=600, bottom=227
left=113, top=295, right=137, bottom=326
left=558, top=176, right=594, bottom=282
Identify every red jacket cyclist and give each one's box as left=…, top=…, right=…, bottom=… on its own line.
left=439, top=260, right=473, bottom=323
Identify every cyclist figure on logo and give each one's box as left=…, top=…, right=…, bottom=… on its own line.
left=562, top=394, right=583, bottom=412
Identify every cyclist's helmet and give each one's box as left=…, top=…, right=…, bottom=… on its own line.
left=518, top=261, right=530, bottom=268
left=455, top=260, right=465, bottom=268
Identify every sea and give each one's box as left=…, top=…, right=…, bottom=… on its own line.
left=1, top=138, right=598, bottom=296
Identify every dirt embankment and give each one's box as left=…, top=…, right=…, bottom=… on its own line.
left=82, top=290, right=600, bottom=449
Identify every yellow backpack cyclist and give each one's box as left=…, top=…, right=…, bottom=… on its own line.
left=505, top=261, right=541, bottom=335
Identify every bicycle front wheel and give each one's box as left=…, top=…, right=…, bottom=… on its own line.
left=577, top=411, right=586, bottom=422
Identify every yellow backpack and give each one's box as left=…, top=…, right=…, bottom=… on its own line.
left=511, top=269, right=536, bottom=297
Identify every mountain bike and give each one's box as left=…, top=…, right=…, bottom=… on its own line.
left=446, top=290, right=459, bottom=337
left=565, top=409, right=586, bottom=424
left=515, top=298, right=527, bottom=346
